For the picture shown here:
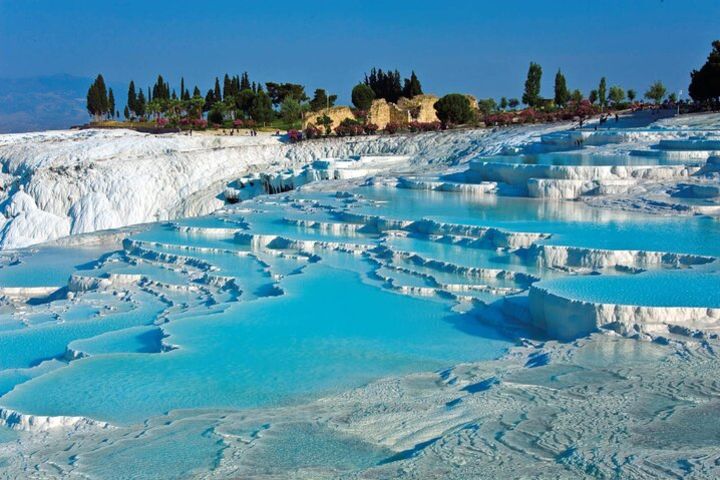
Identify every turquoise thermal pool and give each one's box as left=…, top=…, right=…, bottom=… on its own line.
left=0, top=120, right=719, bottom=478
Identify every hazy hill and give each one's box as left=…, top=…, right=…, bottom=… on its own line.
left=0, top=74, right=123, bottom=133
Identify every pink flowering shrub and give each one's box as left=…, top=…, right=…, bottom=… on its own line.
left=385, top=122, right=400, bottom=134
left=288, top=129, right=302, bottom=143
left=304, top=125, right=321, bottom=139
left=334, top=118, right=364, bottom=137
left=408, top=121, right=442, bottom=132
left=363, top=123, right=379, bottom=135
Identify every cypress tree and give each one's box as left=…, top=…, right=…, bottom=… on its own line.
left=241, top=72, right=251, bottom=91
left=402, top=71, right=423, bottom=98
left=233, top=76, right=240, bottom=96
left=180, top=78, right=185, bottom=100
left=124, top=105, right=130, bottom=119
left=127, top=81, right=137, bottom=117
left=86, top=83, right=98, bottom=118
left=97, top=75, right=109, bottom=114
left=108, top=88, right=115, bottom=119
left=214, top=77, right=222, bottom=101
left=522, top=62, right=542, bottom=107
left=554, top=69, right=570, bottom=107
left=136, top=89, right=146, bottom=117
left=364, top=68, right=404, bottom=103
left=391, top=70, right=403, bottom=102
left=152, top=75, right=170, bottom=100
left=86, top=74, right=109, bottom=120
left=223, top=74, right=232, bottom=99
left=598, top=77, right=607, bottom=108
left=205, top=89, right=216, bottom=112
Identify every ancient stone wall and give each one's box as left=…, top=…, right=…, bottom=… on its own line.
left=397, top=95, right=440, bottom=123
left=302, top=106, right=355, bottom=132
left=302, top=93, right=472, bottom=133
left=464, top=94, right=479, bottom=112
left=368, top=99, right=409, bottom=130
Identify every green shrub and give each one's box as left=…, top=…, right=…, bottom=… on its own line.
left=434, top=94, right=474, bottom=126
left=351, top=84, right=375, bottom=110
left=208, top=108, right=224, bottom=125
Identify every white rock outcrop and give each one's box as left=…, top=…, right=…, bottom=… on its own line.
left=0, top=125, right=563, bottom=250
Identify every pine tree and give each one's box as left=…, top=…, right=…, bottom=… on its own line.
left=309, top=89, right=330, bottom=111
left=193, top=86, right=201, bottom=97
left=644, top=81, right=667, bottom=104
left=689, top=40, right=720, bottom=103
left=180, top=78, right=186, bottom=100
left=554, top=69, right=570, bottom=107
left=249, top=89, right=273, bottom=125
left=124, top=106, right=130, bottom=119
left=608, top=85, right=625, bottom=105
left=522, top=62, right=542, bottom=107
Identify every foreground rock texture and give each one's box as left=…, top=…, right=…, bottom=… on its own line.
left=0, top=126, right=555, bottom=249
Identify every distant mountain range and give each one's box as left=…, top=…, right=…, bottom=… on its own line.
left=0, top=74, right=124, bottom=134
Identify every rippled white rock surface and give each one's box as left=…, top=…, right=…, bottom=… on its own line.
left=0, top=113, right=718, bottom=478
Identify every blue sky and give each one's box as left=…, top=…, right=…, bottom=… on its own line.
left=1, top=0, right=718, bottom=102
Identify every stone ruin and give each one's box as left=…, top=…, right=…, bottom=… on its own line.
left=302, top=106, right=356, bottom=133
left=302, top=95, right=445, bottom=132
